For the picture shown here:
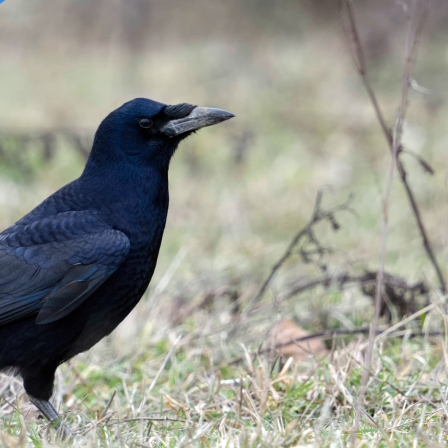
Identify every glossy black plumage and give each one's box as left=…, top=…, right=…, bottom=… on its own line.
left=0, top=98, right=233, bottom=424
left=0, top=211, right=130, bottom=326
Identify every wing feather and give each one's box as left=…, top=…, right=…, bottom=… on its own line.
left=0, top=211, right=130, bottom=326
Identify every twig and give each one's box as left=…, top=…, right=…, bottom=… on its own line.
left=225, top=328, right=442, bottom=367
left=146, top=421, right=153, bottom=439
left=281, top=270, right=426, bottom=301
left=244, top=188, right=353, bottom=315
left=107, top=417, right=186, bottom=425
left=401, top=148, right=435, bottom=175
left=2, top=398, right=24, bottom=417
left=101, top=390, right=116, bottom=419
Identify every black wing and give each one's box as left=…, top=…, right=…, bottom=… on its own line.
left=0, top=210, right=130, bottom=325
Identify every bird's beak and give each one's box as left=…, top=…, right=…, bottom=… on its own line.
left=161, top=107, right=235, bottom=138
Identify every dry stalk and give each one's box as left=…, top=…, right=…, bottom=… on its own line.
left=339, top=0, right=433, bottom=443
left=340, top=0, right=442, bottom=292
left=353, top=94, right=400, bottom=446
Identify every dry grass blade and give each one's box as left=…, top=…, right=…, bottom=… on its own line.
left=101, top=390, right=116, bottom=419
left=147, top=335, right=182, bottom=397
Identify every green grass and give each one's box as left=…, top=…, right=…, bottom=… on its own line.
left=2, top=329, right=448, bottom=447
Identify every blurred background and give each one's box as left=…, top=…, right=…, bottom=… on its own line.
left=1, top=0, right=448, bottom=414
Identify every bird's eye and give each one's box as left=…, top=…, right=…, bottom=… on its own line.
left=139, top=118, right=153, bottom=129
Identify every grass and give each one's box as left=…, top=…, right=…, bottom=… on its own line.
left=2, top=315, right=448, bottom=447
left=2, top=2, right=448, bottom=446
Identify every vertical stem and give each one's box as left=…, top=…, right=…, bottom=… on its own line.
left=340, top=0, right=437, bottom=444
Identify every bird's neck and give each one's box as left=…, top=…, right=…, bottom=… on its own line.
left=80, top=162, right=170, bottom=231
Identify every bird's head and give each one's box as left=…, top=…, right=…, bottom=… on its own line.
left=86, top=98, right=234, bottom=172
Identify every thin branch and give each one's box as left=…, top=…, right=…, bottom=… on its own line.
left=400, top=148, right=435, bottom=175
left=107, top=417, right=186, bottom=425
left=244, top=188, right=354, bottom=315
left=225, top=328, right=442, bottom=367
left=281, top=270, right=426, bottom=302
left=340, top=0, right=444, bottom=295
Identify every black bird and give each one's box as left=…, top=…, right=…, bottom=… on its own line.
left=0, top=98, right=234, bottom=436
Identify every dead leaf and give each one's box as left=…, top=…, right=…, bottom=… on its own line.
left=268, top=320, right=327, bottom=362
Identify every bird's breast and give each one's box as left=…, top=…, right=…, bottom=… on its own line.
left=70, top=231, right=165, bottom=357
left=93, top=207, right=168, bottom=311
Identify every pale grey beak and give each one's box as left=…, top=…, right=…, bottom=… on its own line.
left=161, top=107, right=235, bottom=138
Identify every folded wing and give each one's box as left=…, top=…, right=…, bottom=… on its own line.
left=0, top=211, right=130, bottom=325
